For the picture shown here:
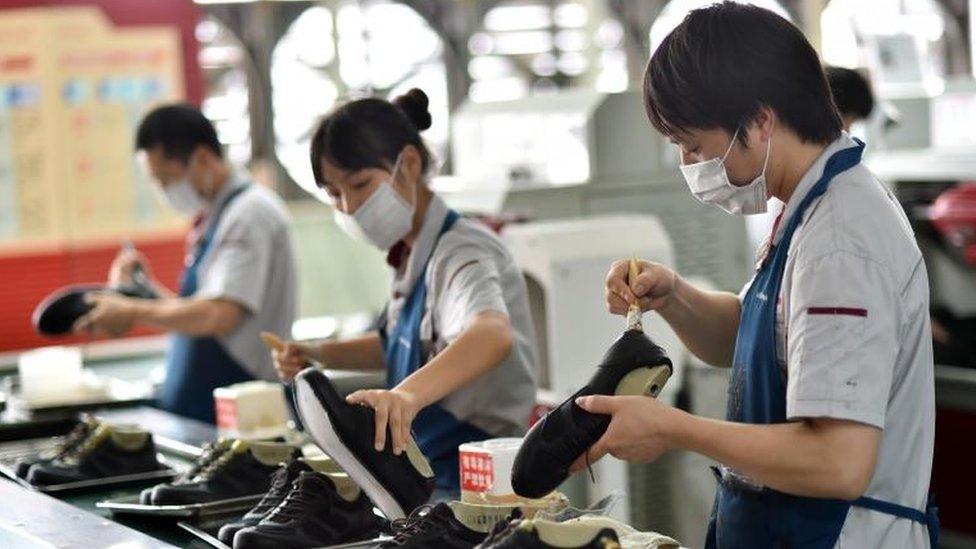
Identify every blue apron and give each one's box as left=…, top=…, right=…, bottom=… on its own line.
left=158, top=185, right=253, bottom=424
left=381, top=210, right=491, bottom=490
left=705, top=140, right=939, bottom=549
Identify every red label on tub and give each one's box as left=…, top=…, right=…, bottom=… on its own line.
left=459, top=451, right=494, bottom=493
left=214, top=397, right=238, bottom=430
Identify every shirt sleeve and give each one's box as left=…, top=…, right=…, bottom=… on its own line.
left=194, top=212, right=274, bottom=314
left=785, top=250, right=898, bottom=429
left=431, top=249, right=509, bottom=344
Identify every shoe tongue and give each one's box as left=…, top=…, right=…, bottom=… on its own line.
left=296, top=470, right=331, bottom=490
left=270, top=459, right=311, bottom=492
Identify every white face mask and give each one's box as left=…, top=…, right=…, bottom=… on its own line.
left=162, top=178, right=206, bottom=217
left=679, top=129, right=771, bottom=215
left=334, top=154, right=414, bottom=250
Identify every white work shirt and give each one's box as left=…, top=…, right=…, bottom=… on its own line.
left=384, top=194, right=537, bottom=438
left=193, top=175, right=298, bottom=381
left=742, top=133, right=935, bottom=548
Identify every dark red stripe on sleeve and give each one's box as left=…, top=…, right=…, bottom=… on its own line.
left=807, top=307, right=867, bottom=317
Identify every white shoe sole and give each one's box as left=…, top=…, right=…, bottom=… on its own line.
left=295, top=377, right=407, bottom=520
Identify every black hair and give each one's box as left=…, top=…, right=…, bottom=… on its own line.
left=643, top=2, right=842, bottom=145
left=825, top=66, right=875, bottom=121
left=135, top=103, right=222, bottom=162
left=309, top=88, right=433, bottom=186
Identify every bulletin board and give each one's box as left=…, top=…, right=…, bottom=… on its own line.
left=0, top=1, right=202, bottom=353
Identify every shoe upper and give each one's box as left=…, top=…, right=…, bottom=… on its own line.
left=150, top=441, right=299, bottom=505
left=296, top=369, right=434, bottom=514
left=26, top=425, right=160, bottom=486
left=217, top=458, right=312, bottom=544
left=511, top=330, right=671, bottom=498
left=379, top=503, right=489, bottom=548
left=232, top=471, right=384, bottom=549
left=16, top=415, right=99, bottom=478
left=141, top=437, right=236, bottom=505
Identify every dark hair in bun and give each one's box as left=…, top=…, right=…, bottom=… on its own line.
left=309, top=88, right=433, bottom=184
left=393, top=88, right=432, bottom=131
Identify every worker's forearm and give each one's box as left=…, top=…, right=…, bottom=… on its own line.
left=670, top=411, right=875, bottom=500
left=151, top=281, right=177, bottom=299
left=317, top=332, right=386, bottom=371
left=131, top=298, right=240, bottom=337
left=396, top=311, right=512, bottom=408
left=658, top=276, right=741, bottom=366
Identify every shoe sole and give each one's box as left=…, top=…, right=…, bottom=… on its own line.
left=614, top=364, right=671, bottom=398
left=295, top=375, right=407, bottom=521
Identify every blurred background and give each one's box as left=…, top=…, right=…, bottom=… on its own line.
left=1, top=0, right=975, bottom=546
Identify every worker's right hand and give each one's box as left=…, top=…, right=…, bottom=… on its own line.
left=273, top=341, right=316, bottom=382
left=605, top=259, right=677, bottom=315
left=108, top=248, right=153, bottom=288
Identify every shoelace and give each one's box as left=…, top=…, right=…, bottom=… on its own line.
left=385, top=505, right=446, bottom=544
left=193, top=447, right=238, bottom=481
left=265, top=478, right=328, bottom=522
left=51, top=420, right=95, bottom=459
left=180, top=440, right=230, bottom=482
left=249, top=464, right=297, bottom=515
left=59, top=428, right=108, bottom=464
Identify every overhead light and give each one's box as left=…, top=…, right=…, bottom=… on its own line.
left=492, top=31, right=553, bottom=56
left=484, top=5, right=552, bottom=32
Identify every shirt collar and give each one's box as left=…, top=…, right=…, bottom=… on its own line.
left=771, top=132, right=858, bottom=245
left=206, top=172, right=247, bottom=215
left=391, top=193, right=449, bottom=297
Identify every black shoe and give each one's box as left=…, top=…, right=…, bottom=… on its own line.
left=379, top=502, right=521, bottom=548
left=511, top=329, right=671, bottom=498
left=33, top=283, right=156, bottom=336
left=294, top=368, right=435, bottom=519
left=218, top=457, right=318, bottom=544
left=476, top=519, right=621, bottom=549
left=233, top=470, right=385, bottom=549
left=149, top=440, right=299, bottom=505
left=15, top=414, right=99, bottom=478
left=140, top=437, right=235, bottom=505
left=26, top=424, right=162, bottom=485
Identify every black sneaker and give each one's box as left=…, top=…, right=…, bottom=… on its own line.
left=294, top=368, right=435, bottom=519
left=140, top=437, right=235, bottom=505
left=476, top=519, right=621, bottom=549
left=15, top=414, right=99, bottom=478
left=148, top=440, right=299, bottom=505
left=511, top=329, right=671, bottom=498
left=380, top=502, right=522, bottom=548
left=217, top=456, right=340, bottom=544
left=26, top=424, right=162, bottom=485
left=233, top=470, right=385, bottom=549
left=33, top=282, right=156, bottom=336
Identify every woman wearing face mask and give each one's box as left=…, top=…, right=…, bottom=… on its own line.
left=578, top=4, right=937, bottom=549
left=273, top=89, right=536, bottom=496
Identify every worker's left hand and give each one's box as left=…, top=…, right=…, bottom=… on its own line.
left=345, top=388, right=421, bottom=456
left=72, top=292, right=138, bottom=337
left=569, top=394, right=679, bottom=472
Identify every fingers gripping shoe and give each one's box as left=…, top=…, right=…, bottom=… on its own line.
left=511, top=329, right=671, bottom=498
left=294, top=368, right=435, bottom=520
